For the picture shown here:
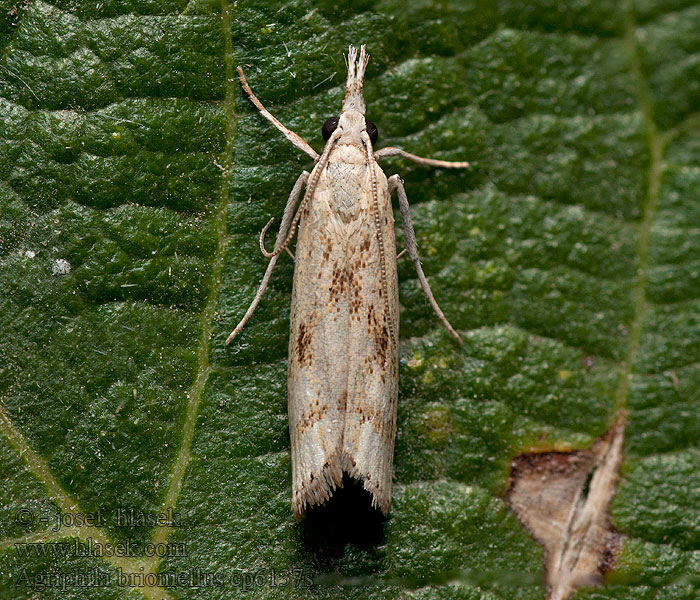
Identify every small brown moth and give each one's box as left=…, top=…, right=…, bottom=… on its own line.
left=227, top=46, right=467, bottom=520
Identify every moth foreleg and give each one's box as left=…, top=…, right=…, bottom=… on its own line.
left=388, top=174, right=463, bottom=344
left=375, top=146, right=469, bottom=169
left=237, top=67, right=319, bottom=162
left=225, top=171, right=309, bottom=345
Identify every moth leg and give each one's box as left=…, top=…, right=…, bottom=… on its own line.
left=375, top=146, right=469, bottom=169
left=388, top=174, right=463, bottom=344
left=397, top=248, right=407, bottom=259
left=226, top=171, right=309, bottom=345
left=237, top=67, right=319, bottom=162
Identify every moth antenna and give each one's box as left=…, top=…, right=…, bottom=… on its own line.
left=260, top=129, right=342, bottom=258
left=363, top=132, right=396, bottom=348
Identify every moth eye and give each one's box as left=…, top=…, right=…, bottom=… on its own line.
left=322, top=116, right=340, bottom=141
left=365, top=119, right=378, bottom=145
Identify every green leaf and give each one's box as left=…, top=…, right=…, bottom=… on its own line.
left=1, top=1, right=698, bottom=599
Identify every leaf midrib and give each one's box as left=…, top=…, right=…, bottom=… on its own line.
left=613, top=2, right=666, bottom=415
left=141, top=0, right=237, bottom=578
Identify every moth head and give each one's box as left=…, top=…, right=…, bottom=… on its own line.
left=322, top=114, right=378, bottom=145
left=328, top=45, right=378, bottom=146
left=341, top=44, right=368, bottom=115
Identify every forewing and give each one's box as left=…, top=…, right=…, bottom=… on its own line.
left=341, top=163, right=399, bottom=515
left=288, top=165, right=349, bottom=519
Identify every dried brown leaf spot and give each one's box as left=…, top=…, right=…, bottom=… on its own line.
left=507, top=417, right=625, bottom=600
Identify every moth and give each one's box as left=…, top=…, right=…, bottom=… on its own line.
left=227, top=45, right=467, bottom=520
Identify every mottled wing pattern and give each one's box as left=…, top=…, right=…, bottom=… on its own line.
left=340, top=161, right=399, bottom=515
left=288, top=159, right=350, bottom=520
left=288, top=146, right=399, bottom=519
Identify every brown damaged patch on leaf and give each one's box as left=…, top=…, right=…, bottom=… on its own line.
left=506, top=414, right=625, bottom=600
